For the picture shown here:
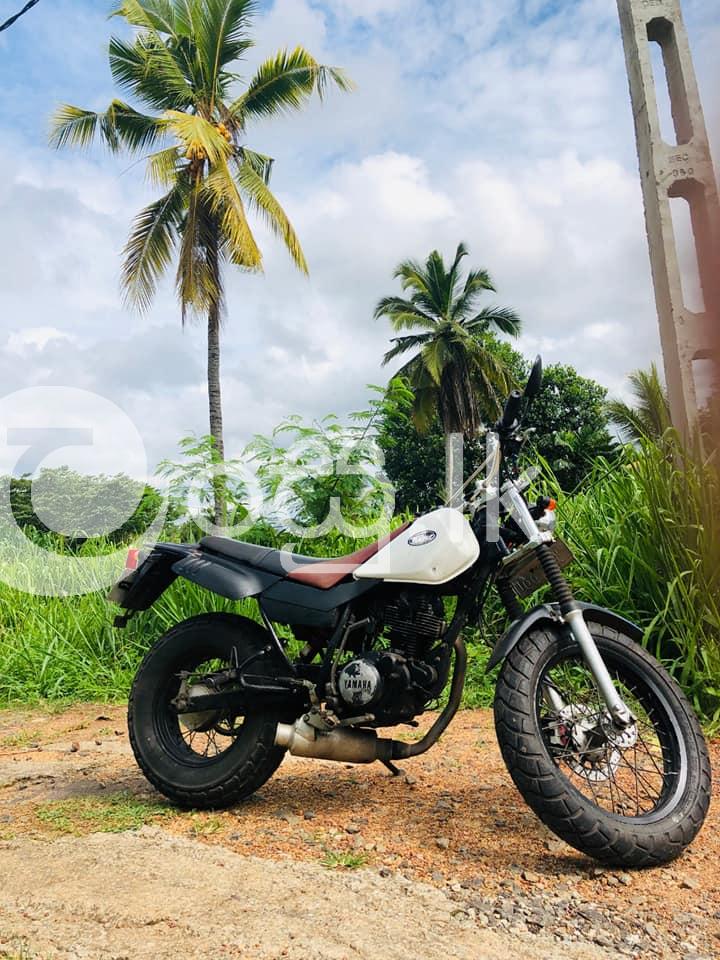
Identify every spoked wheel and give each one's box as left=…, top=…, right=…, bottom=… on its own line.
left=495, top=622, right=711, bottom=867
left=128, top=614, right=290, bottom=810
left=540, top=657, right=674, bottom=818
left=159, top=654, right=247, bottom=763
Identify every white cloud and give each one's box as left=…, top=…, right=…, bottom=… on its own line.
left=290, top=153, right=455, bottom=235
left=329, top=0, right=412, bottom=21
left=0, top=0, right=718, bottom=475
left=250, top=0, right=328, bottom=52
left=456, top=160, right=548, bottom=265
left=7, top=327, right=76, bottom=355
left=585, top=322, right=623, bottom=342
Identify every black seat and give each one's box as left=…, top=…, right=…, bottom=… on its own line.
left=199, top=537, right=324, bottom=578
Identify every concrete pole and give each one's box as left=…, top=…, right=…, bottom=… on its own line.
left=617, top=0, right=720, bottom=441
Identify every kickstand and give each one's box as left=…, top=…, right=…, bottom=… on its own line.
left=380, top=759, right=405, bottom=777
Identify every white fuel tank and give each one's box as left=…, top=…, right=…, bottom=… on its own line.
left=354, top=508, right=480, bottom=586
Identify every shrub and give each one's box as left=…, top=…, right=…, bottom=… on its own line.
left=559, top=436, right=720, bottom=730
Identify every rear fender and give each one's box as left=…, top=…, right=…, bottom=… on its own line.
left=108, top=543, right=189, bottom=612
left=110, top=544, right=283, bottom=614
left=486, top=602, right=644, bottom=672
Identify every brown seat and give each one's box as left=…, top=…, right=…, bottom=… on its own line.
left=286, top=521, right=412, bottom=590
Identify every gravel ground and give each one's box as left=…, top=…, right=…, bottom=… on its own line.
left=0, top=828, right=620, bottom=960
left=0, top=704, right=717, bottom=960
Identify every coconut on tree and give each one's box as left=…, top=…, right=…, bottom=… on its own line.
left=375, top=243, right=521, bottom=505
left=50, top=0, right=351, bottom=524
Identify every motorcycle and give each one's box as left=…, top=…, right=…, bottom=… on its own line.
left=110, top=357, right=711, bottom=867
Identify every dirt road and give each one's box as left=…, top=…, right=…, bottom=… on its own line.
left=0, top=705, right=717, bottom=960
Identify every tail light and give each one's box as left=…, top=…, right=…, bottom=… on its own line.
left=125, top=548, right=140, bottom=571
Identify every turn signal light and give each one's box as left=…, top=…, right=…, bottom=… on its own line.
left=547, top=499, right=558, bottom=511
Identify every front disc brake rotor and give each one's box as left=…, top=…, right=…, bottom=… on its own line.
left=549, top=703, right=638, bottom=783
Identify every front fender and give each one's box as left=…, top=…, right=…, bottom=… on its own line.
left=486, top=602, right=644, bottom=672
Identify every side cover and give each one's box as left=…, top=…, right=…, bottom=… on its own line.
left=171, top=551, right=281, bottom=601
left=354, top=508, right=480, bottom=586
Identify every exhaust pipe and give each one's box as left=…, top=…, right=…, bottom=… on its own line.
left=274, top=636, right=467, bottom=765
left=275, top=717, right=394, bottom=764
left=391, top=635, right=467, bottom=760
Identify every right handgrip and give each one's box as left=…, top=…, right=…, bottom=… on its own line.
left=498, top=390, right=523, bottom=432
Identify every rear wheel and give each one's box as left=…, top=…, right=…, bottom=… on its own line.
left=494, top=622, right=711, bottom=867
left=128, top=613, right=289, bottom=809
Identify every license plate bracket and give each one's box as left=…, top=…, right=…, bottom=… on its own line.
left=499, top=539, right=574, bottom=599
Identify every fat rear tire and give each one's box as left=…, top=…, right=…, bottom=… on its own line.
left=128, top=613, right=288, bottom=810
left=494, top=622, right=711, bottom=867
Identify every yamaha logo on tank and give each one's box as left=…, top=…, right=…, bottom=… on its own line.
left=407, top=530, right=437, bottom=547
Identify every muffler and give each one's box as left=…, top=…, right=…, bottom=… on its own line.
left=274, top=636, right=468, bottom=765
left=275, top=718, right=394, bottom=764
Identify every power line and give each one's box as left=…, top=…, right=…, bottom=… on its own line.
left=0, top=0, right=41, bottom=33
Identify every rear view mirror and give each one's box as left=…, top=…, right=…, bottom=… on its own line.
left=525, top=356, right=543, bottom=400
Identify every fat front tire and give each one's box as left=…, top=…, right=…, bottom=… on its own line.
left=494, top=622, right=711, bottom=867
left=128, top=613, right=288, bottom=810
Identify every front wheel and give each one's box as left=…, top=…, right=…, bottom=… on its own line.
left=494, top=622, right=711, bottom=867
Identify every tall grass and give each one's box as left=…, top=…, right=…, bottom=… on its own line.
left=559, top=437, right=720, bottom=729
left=0, top=439, right=718, bottom=729
left=0, top=578, right=242, bottom=702
left=0, top=525, right=403, bottom=703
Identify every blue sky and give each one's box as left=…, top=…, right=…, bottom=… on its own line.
left=0, top=0, right=718, bottom=477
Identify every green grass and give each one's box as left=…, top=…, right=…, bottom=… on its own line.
left=0, top=437, right=718, bottom=730
left=0, top=573, right=245, bottom=703
left=558, top=437, right=720, bottom=731
left=35, top=791, right=173, bottom=835
left=0, top=942, right=37, bottom=960
left=320, top=849, right=369, bottom=870
left=0, top=729, right=36, bottom=749
left=186, top=813, right=225, bottom=836
left=460, top=639, right=498, bottom=709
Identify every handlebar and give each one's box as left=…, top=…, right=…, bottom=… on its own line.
left=497, top=390, right=523, bottom=433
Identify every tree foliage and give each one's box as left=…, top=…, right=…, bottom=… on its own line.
left=246, top=380, right=413, bottom=534
left=526, top=362, right=618, bottom=492
left=379, top=344, right=618, bottom=510
left=49, top=0, right=351, bottom=313
left=156, top=433, right=248, bottom=536
left=50, top=0, right=351, bottom=524
left=606, top=363, right=672, bottom=444
left=375, top=243, right=521, bottom=436
left=2, top=469, right=176, bottom=546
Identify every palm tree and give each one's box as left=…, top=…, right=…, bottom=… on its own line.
left=50, top=0, right=351, bottom=524
left=375, top=243, right=521, bottom=504
left=606, top=364, right=672, bottom=444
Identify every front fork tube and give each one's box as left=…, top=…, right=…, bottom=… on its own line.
left=527, top=532, right=635, bottom=729
left=542, top=682, right=565, bottom=714
left=563, top=608, right=635, bottom=727
left=504, top=482, right=636, bottom=728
